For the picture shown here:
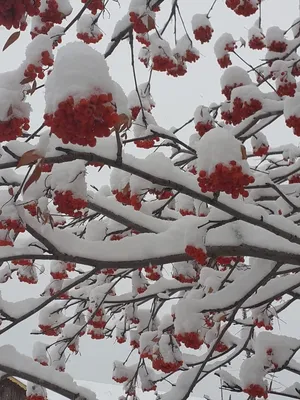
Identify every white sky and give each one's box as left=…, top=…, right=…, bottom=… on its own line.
left=0, top=1, right=300, bottom=399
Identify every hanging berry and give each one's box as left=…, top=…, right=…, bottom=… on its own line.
left=77, top=14, right=103, bottom=44
left=265, top=27, right=287, bottom=53
left=152, top=334, right=183, bottom=373
left=214, top=33, right=236, bottom=68
left=40, top=0, right=72, bottom=24
left=220, top=66, right=252, bottom=101
left=196, top=127, right=254, bottom=198
left=251, top=132, right=269, bottom=157
left=225, top=0, right=259, bottom=17
left=248, top=22, right=265, bottom=50
left=192, top=14, right=214, bottom=44
left=194, top=105, right=215, bottom=136
left=0, top=0, right=40, bottom=30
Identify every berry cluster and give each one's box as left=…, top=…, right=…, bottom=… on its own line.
left=152, top=55, right=176, bottom=72
left=285, top=115, right=300, bottom=136
left=225, top=0, right=258, bottom=16
left=144, top=265, right=161, bottom=281
left=0, top=0, right=40, bottom=30
left=26, top=396, right=47, bottom=400
left=0, top=219, right=25, bottom=233
left=31, top=21, right=54, bottom=39
left=136, top=33, right=151, bottom=47
left=249, top=34, right=265, bottom=50
left=88, top=327, right=105, bottom=340
left=221, top=83, right=243, bottom=101
left=116, top=335, right=126, bottom=344
left=184, top=49, right=200, bottom=63
left=0, top=117, right=30, bottom=142
left=129, top=12, right=154, bottom=34
left=289, top=174, right=300, bottom=184
left=253, top=144, right=269, bottom=157
left=24, top=51, right=54, bottom=82
left=24, top=202, right=37, bottom=216
left=134, top=136, right=159, bottom=149
left=112, top=188, right=131, bottom=206
left=50, top=270, right=68, bottom=280
left=167, top=61, right=187, bottom=77
left=198, top=161, right=255, bottom=198
left=77, top=31, right=103, bottom=44
left=81, top=0, right=104, bottom=14
left=38, top=324, right=61, bottom=336
left=216, top=256, right=244, bottom=265
left=53, top=190, right=87, bottom=217
left=230, top=96, right=263, bottom=125
left=193, top=25, right=214, bottom=44
left=254, top=318, right=273, bottom=330
left=176, top=332, right=203, bottom=349
left=217, top=54, right=232, bottom=69
left=40, top=0, right=69, bottom=24
left=0, top=239, right=13, bottom=247
left=152, top=352, right=183, bottom=373
left=195, top=121, right=214, bottom=136
left=243, top=384, right=268, bottom=399
left=18, top=269, right=38, bottom=284
left=185, top=245, right=207, bottom=264
left=267, top=40, right=287, bottom=53
left=179, top=209, right=195, bottom=216
left=44, top=93, right=118, bottom=146
left=12, top=259, right=33, bottom=266
left=130, top=193, right=142, bottom=210
left=112, top=375, right=128, bottom=384
left=277, top=79, right=297, bottom=97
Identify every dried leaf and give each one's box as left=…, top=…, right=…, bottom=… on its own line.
left=241, top=145, right=247, bottom=160
left=23, top=161, right=43, bottom=193
left=30, top=80, right=37, bottom=95
left=112, top=113, right=132, bottom=134
left=3, top=31, right=20, bottom=51
left=20, top=77, right=33, bottom=85
left=17, top=150, right=41, bottom=168
left=147, top=16, right=155, bottom=31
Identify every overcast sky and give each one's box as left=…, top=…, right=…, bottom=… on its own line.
left=0, top=1, right=300, bottom=399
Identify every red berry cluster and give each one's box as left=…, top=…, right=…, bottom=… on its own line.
left=198, top=161, right=255, bottom=198
left=214, top=342, right=229, bottom=352
left=0, top=239, right=13, bottom=246
left=152, top=55, right=176, bottom=72
left=285, top=115, right=300, bottom=136
left=68, top=343, right=78, bottom=353
left=31, top=21, right=54, bottom=39
left=179, top=209, right=195, bottom=216
left=249, top=35, right=265, bottom=50
left=194, top=25, right=214, bottom=44
left=152, top=352, right=183, bottom=373
left=289, top=174, right=300, bottom=184
left=136, top=33, right=151, bottom=47
left=244, top=384, right=268, bottom=399
left=113, top=376, right=128, bottom=384
left=77, top=31, right=103, bottom=44
left=185, top=245, right=207, bottom=265
left=51, top=270, right=68, bottom=280
left=81, top=0, right=104, bottom=14
left=40, top=0, right=67, bottom=24
left=38, top=324, right=60, bottom=336
left=88, top=328, right=105, bottom=339
left=0, top=117, right=30, bottom=142
left=116, top=335, right=126, bottom=344
left=112, top=188, right=131, bottom=206
left=12, top=259, right=33, bottom=266
left=277, top=81, right=297, bottom=97
left=129, top=12, right=154, bottom=34
left=217, top=54, right=232, bottom=69
left=44, top=93, right=118, bottom=147
left=134, top=136, right=159, bottom=149
left=24, top=51, right=53, bottom=82
left=0, top=219, right=25, bottom=233
left=24, top=202, right=37, bottom=216
left=130, top=194, right=142, bottom=210
left=144, top=265, right=160, bottom=281
left=254, top=318, right=273, bottom=330
left=167, top=62, right=187, bottom=77
left=53, top=190, right=87, bottom=217
left=66, top=262, right=76, bottom=272
left=41, top=163, right=52, bottom=172
left=225, top=0, right=258, bottom=16
left=195, top=121, right=214, bottom=136
left=253, top=144, right=269, bottom=157
left=184, top=49, right=200, bottom=63
left=173, top=272, right=197, bottom=283
left=176, top=332, right=203, bottom=349
left=231, top=97, right=263, bottom=124
left=222, top=83, right=243, bottom=101
left=18, top=271, right=38, bottom=284
left=0, top=0, right=40, bottom=30
left=267, top=40, right=287, bottom=53
left=26, top=396, right=47, bottom=400
left=217, top=256, right=244, bottom=265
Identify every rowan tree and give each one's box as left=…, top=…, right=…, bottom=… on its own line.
left=0, top=1, right=300, bottom=400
